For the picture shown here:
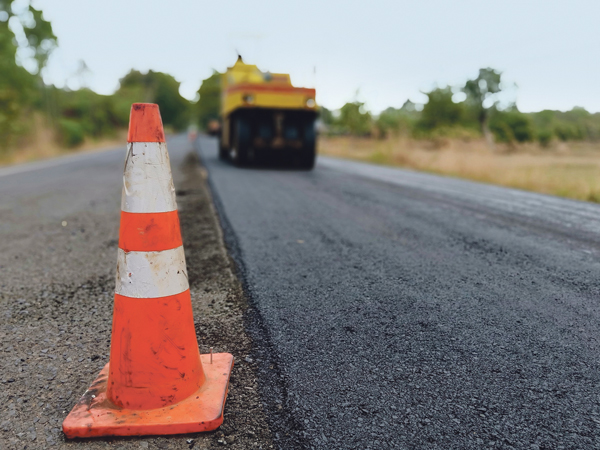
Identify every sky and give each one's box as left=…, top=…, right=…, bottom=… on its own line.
left=33, top=0, right=600, bottom=114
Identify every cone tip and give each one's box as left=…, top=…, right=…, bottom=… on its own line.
left=127, top=103, right=165, bottom=143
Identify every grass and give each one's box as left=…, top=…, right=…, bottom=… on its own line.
left=318, top=136, right=600, bottom=203
left=0, top=116, right=127, bottom=167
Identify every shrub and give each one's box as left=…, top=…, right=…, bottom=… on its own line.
left=58, top=118, right=85, bottom=148
left=489, top=110, right=534, bottom=143
left=418, top=87, right=466, bottom=130
left=195, top=71, right=221, bottom=131
left=537, top=129, right=553, bottom=147
left=375, top=106, right=418, bottom=138
left=554, top=124, right=583, bottom=141
left=337, top=102, right=372, bottom=136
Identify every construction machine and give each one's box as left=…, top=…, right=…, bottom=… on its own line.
left=219, top=56, right=317, bottom=169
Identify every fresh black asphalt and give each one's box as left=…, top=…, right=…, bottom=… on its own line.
left=197, top=136, right=600, bottom=450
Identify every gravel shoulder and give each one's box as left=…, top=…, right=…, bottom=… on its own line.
left=0, top=137, right=274, bottom=449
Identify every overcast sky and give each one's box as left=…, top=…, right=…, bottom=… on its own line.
left=35, top=0, right=600, bottom=113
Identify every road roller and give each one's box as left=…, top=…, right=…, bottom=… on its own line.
left=219, top=56, right=317, bottom=169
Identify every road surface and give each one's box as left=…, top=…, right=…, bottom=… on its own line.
left=198, top=135, right=600, bottom=450
left=0, top=136, right=273, bottom=449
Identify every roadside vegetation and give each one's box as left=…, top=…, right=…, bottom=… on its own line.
left=317, top=68, right=600, bottom=202
left=0, top=1, right=193, bottom=164
left=3, top=1, right=600, bottom=202
left=320, top=68, right=600, bottom=147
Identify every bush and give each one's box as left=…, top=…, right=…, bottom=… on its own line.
left=554, top=124, right=583, bottom=142
left=117, top=70, right=191, bottom=132
left=489, top=110, right=534, bottom=143
left=427, top=126, right=480, bottom=140
left=537, top=129, right=553, bottom=147
left=531, top=108, right=600, bottom=142
left=375, top=107, right=417, bottom=138
left=58, top=89, right=122, bottom=139
left=58, top=118, right=85, bottom=148
left=195, top=71, right=221, bottom=131
left=337, top=102, right=372, bottom=136
left=418, top=87, right=468, bottom=131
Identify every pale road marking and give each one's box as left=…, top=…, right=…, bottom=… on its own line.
left=121, top=142, right=178, bottom=213
left=115, top=246, right=189, bottom=298
left=0, top=146, right=123, bottom=178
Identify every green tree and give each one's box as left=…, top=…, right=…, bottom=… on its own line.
left=489, top=109, right=534, bottom=144
left=116, top=70, right=191, bottom=131
left=554, top=123, right=582, bottom=141
left=463, top=68, right=502, bottom=144
left=337, top=101, right=372, bottom=136
left=0, top=0, right=56, bottom=149
left=375, top=101, right=420, bottom=138
left=153, top=72, right=191, bottom=131
left=319, top=106, right=334, bottom=126
left=418, top=87, right=465, bottom=130
left=537, top=129, right=553, bottom=147
left=0, top=0, right=56, bottom=72
left=376, top=107, right=403, bottom=137
left=57, top=88, right=122, bottom=143
left=560, top=107, right=595, bottom=140
left=195, top=70, right=221, bottom=130
left=529, top=107, right=600, bottom=142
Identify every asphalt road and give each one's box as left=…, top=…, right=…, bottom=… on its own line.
left=197, top=136, right=600, bottom=450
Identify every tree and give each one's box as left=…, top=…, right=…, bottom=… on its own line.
left=152, top=72, right=191, bottom=131
left=116, top=70, right=191, bottom=131
left=400, top=99, right=417, bottom=113
left=418, top=86, right=465, bottom=130
left=57, top=88, right=121, bottom=142
left=0, top=0, right=56, bottom=73
left=463, top=68, right=502, bottom=144
left=489, top=108, right=534, bottom=144
left=376, top=107, right=403, bottom=137
left=195, top=70, right=221, bottom=131
left=0, top=0, right=56, bottom=149
left=338, top=101, right=372, bottom=136
left=375, top=103, right=419, bottom=138
left=319, top=106, right=334, bottom=126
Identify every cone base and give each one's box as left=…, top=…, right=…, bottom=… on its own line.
left=62, top=353, right=234, bottom=438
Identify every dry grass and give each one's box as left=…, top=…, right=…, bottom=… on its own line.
left=318, top=136, right=600, bottom=202
left=0, top=116, right=127, bottom=167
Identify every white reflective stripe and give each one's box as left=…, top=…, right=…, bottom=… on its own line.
left=121, top=142, right=177, bottom=213
left=115, top=246, right=189, bottom=298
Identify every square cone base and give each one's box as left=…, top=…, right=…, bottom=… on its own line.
left=62, top=353, right=234, bottom=438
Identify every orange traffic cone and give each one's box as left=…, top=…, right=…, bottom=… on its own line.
left=62, top=103, right=234, bottom=438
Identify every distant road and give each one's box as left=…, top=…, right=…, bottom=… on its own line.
left=198, top=136, right=600, bottom=450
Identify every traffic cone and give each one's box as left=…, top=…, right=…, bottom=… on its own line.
left=62, top=103, right=234, bottom=438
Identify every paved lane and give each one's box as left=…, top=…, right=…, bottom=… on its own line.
left=198, top=136, right=600, bottom=450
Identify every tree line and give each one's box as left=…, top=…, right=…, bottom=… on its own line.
left=319, top=69, right=600, bottom=147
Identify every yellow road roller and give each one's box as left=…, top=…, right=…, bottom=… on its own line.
left=219, top=56, right=317, bottom=169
